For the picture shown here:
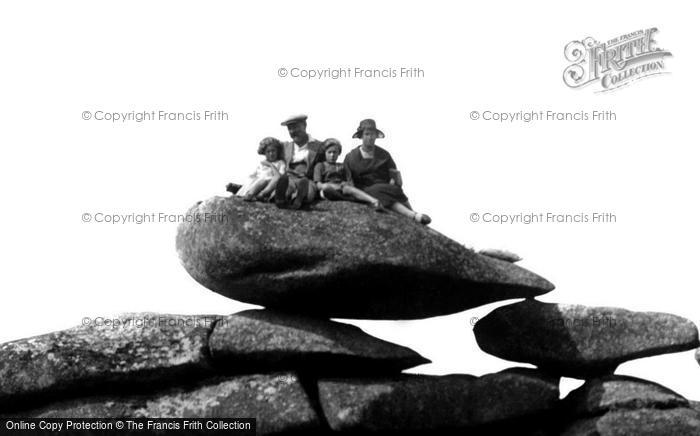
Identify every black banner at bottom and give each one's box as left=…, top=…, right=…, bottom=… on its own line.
left=0, top=419, right=256, bottom=435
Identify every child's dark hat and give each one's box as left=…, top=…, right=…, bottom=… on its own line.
left=322, top=138, right=343, bottom=154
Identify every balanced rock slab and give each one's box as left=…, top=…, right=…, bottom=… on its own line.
left=563, top=375, right=688, bottom=418
left=176, top=197, right=554, bottom=319
left=0, top=313, right=218, bottom=408
left=318, top=368, right=559, bottom=433
left=17, top=373, right=321, bottom=435
left=473, top=300, right=699, bottom=377
left=561, top=408, right=700, bottom=436
left=209, top=310, right=429, bottom=374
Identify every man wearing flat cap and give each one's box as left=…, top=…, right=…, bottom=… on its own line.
left=275, top=114, right=324, bottom=209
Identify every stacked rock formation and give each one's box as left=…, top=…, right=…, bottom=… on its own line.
left=473, top=299, right=700, bottom=434
left=1, top=196, right=699, bottom=435
left=175, top=197, right=562, bottom=434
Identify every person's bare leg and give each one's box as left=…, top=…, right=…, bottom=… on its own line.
left=243, top=179, right=268, bottom=201
left=342, top=186, right=378, bottom=205
left=258, top=176, right=279, bottom=200
left=252, top=179, right=269, bottom=195
left=391, top=202, right=431, bottom=224
left=391, top=202, right=414, bottom=217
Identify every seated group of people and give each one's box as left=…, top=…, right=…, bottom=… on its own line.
left=227, top=115, right=431, bottom=225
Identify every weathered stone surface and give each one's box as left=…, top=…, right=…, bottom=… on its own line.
left=473, top=300, right=699, bottom=377
left=0, top=313, right=218, bottom=407
left=176, top=197, right=554, bottom=319
left=15, top=373, right=321, bottom=435
left=563, top=375, right=688, bottom=418
left=691, top=400, right=700, bottom=413
left=209, top=310, right=429, bottom=374
left=478, top=248, right=522, bottom=263
left=318, top=368, right=559, bottom=433
left=561, top=408, right=700, bottom=436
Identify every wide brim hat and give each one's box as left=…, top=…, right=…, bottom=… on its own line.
left=280, top=114, right=308, bottom=126
left=257, top=137, right=283, bottom=155
left=352, top=118, right=385, bottom=139
left=322, top=138, right=343, bottom=154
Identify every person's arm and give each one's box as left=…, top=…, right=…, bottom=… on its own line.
left=340, top=165, right=353, bottom=188
left=389, top=169, right=403, bottom=187
left=343, top=155, right=355, bottom=187
left=265, top=160, right=282, bottom=176
left=387, top=153, right=403, bottom=187
left=258, top=174, right=279, bottom=197
left=306, top=144, right=323, bottom=179
left=313, top=162, right=327, bottom=190
left=257, top=162, right=285, bottom=198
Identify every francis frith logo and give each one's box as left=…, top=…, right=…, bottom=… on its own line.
left=563, top=28, right=671, bottom=92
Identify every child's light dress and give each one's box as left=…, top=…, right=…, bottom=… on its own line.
left=237, top=159, right=286, bottom=197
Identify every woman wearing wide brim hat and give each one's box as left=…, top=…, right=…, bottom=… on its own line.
left=344, top=119, right=431, bottom=224
left=352, top=119, right=385, bottom=139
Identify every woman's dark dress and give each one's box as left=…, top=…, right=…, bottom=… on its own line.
left=343, top=145, right=409, bottom=207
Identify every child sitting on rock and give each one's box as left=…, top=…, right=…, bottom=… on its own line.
left=313, top=138, right=384, bottom=211
left=237, top=137, right=286, bottom=201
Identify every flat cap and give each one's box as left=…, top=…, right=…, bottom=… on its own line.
left=280, top=114, right=308, bottom=126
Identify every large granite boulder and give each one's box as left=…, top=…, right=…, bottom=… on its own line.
left=176, top=197, right=554, bottom=319
left=0, top=309, right=430, bottom=412
left=317, top=368, right=559, bottom=433
left=561, top=408, right=700, bottom=436
left=562, top=375, right=689, bottom=418
left=209, top=310, right=429, bottom=374
left=473, top=300, right=699, bottom=377
left=0, top=313, right=218, bottom=408
left=15, top=373, right=321, bottom=435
